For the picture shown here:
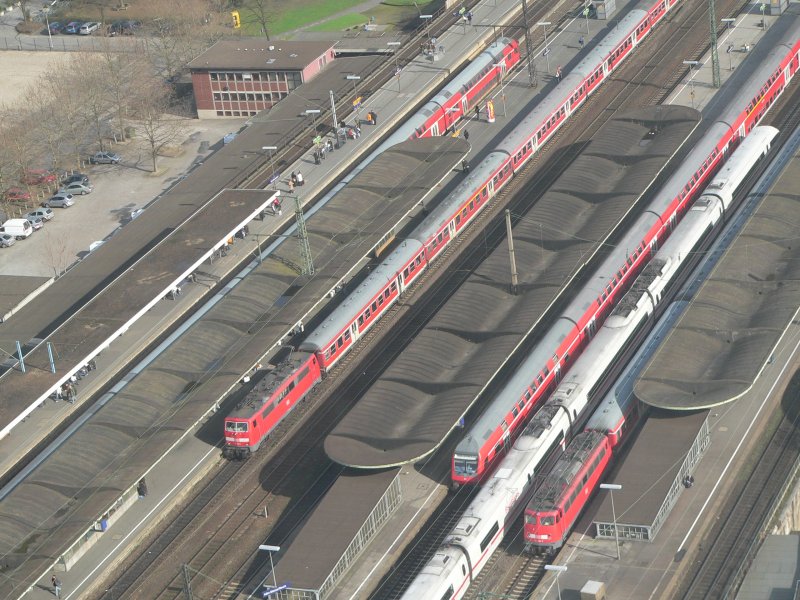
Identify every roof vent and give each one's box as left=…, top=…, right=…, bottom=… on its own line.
left=268, top=45, right=275, bottom=51
left=290, top=53, right=298, bottom=57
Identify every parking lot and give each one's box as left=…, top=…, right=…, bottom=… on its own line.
left=0, top=117, right=247, bottom=277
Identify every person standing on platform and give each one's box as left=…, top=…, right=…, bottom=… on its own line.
left=556, top=66, right=562, bottom=82
left=463, top=129, right=470, bottom=141
left=51, top=575, right=62, bottom=599
left=475, top=104, right=481, bottom=121
left=296, top=171, right=304, bottom=186
left=579, top=36, right=585, bottom=49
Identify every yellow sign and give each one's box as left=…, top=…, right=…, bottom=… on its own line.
left=487, top=99, right=496, bottom=123
left=353, top=96, right=363, bottom=108
left=231, top=10, right=241, bottom=28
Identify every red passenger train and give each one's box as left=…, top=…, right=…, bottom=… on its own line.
left=450, top=34, right=800, bottom=487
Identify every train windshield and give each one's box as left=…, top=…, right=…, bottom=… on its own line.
left=540, top=514, right=556, bottom=526
left=453, top=456, right=478, bottom=476
left=225, top=421, right=248, bottom=432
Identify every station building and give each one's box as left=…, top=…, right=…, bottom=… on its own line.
left=189, top=39, right=336, bottom=118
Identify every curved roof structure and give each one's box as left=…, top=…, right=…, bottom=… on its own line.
left=0, top=136, right=468, bottom=598
left=635, top=137, right=800, bottom=410
left=325, top=105, right=701, bottom=468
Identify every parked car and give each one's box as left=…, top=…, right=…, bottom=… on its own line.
left=24, top=215, right=44, bottom=231
left=59, top=181, right=93, bottom=195
left=43, top=193, right=74, bottom=208
left=109, top=20, right=140, bottom=36
left=21, top=169, right=57, bottom=185
left=3, top=188, right=31, bottom=202
left=61, top=172, right=89, bottom=185
left=89, top=151, right=121, bottom=165
left=79, top=22, right=100, bottom=35
left=27, top=208, right=54, bottom=222
left=64, top=21, right=82, bottom=34
left=0, top=233, right=15, bottom=248
left=47, top=21, right=63, bottom=34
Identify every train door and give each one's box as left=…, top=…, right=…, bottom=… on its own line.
left=553, top=363, right=562, bottom=384
left=586, top=318, right=597, bottom=339
left=431, top=122, right=440, bottom=137
left=462, top=96, right=469, bottom=115
left=351, top=321, right=358, bottom=341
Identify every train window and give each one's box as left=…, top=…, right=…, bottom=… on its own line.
left=606, top=285, right=612, bottom=295
left=617, top=270, right=623, bottom=280
left=601, top=292, right=607, bottom=302
left=461, top=207, right=468, bottom=218
left=563, top=353, right=570, bottom=363
left=253, top=419, right=258, bottom=429
left=226, top=421, right=247, bottom=432
left=501, top=420, right=508, bottom=431
left=391, top=282, right=397, bottom=292
left=540, top=515, right=555, bottom=526
left=344, top=330, right=351, bottom=341
left=337, top=337, right=344, bottom=348
left=512, top=407, right=519, bottom=418
left=524, top=390, right=532, bottom=401
left=627, top=257, right=633, bottom=267
left=372, top=301, right=378, bottom=312
left=537, top=374, right=544, bottom=386
left=385, top=289, right=391, bottom=299
left=358, top=316, right=364, bottom=326
left=544, top=366, right=550, bottom=377
left=417, top=256, right=423, bottom=266
left=378, top=295, right=384, bottom=306
left=480, top=522, right=500, bottom=552
left=518, top=399, right=525, bottom=411
left=440, top=585, right=455, bottom=600
left=438, top=233, right=444, bottom=242
left=365, top=308, right=371, bottom=319
left=403, top=267, right=409, bottom=278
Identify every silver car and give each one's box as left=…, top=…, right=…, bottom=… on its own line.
left=44, top=193, right=75, bottom=208
left=27, top=208, right=54, bottom=222
left=0, top=233, right=15, bottom=248
left=25, top=216, right=44, bottom=231
left=89, top=151, right=121, bottom=165
left=59, top=181, right=93, bottom=195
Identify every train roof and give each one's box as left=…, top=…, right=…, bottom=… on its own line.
left=326, top=106, right=699, bottom=469
left=228, top=354, right=312, bottom=419
left=635, top=127, right=800, bottom=410
left=495, top=7, right=648, bottom=156
left=527, top=430, right=606, bottom=511
left=300, top=239, right=424, bottom=350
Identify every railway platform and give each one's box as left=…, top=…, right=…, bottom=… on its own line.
left=533, top=54, right=800, bottom=600
left=0, top=0, right=528, bottom=481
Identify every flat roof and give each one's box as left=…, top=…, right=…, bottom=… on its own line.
left=325, top=105, right=701, bottom=469
left=635, top=134, right=800, bottom=410
left=275, top=469, right=398, bottom=589
left=188, top=39, right=334, bottom=71
left=593, top=409, right=708, bottom=526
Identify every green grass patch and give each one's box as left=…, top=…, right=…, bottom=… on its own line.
left=240, top=0, right=366, bottom=36
left=306, top=13, right=368, bottom=32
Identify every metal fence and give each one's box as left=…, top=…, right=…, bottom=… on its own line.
left=0, top=34, right=147, bottom=52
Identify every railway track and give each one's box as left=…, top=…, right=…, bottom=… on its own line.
left=369, top=0, right=759, bottom=595
left=91, top=0, right=749, bottom=597
left=670, top=84, right=800, bottom=600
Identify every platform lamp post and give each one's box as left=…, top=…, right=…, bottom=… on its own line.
left=583, top=2, right=591, bottom=35
left=42, top=5, right=53, bottom=50
left=600, top=483, right=622, bottom=560
left=259, top=544, right=281, bottom=589
left=261, top=146, right=277, bottom=189
left=305, top=109, right=321, bottom=136
left=387, top=41, right=402, bottom=91
left=544, top=564, right=567, bottom=600
left=682, top=60, right=700, bottom=109
left=760, top=2, right=767, bottom=29
left=346, top=75, right=361, bottom=121
left=538, top=22, right=552, bottom=73
left=420, top=14, right=432, bottom=39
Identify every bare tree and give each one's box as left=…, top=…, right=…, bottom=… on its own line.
left=43, top=228, right=74, bottom=278
left=73, top=55, right=114, bottom=150
left=133, top=85, right=186, bottom=172
left=238, top=0, right=274, bottom=39
left=0, top=106, right=40, bottom=186
left=100, top=47, right=153, bottom=140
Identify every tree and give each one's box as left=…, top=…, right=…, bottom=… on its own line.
left=100, top=47, right=153, bottom=141
left=239, top=0, right=274, bottom=39
left=133, top=85, right=186, bottom=172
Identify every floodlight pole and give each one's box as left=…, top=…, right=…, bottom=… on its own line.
left=538, top=22, right=552, bottom=73
left=600, top=483, right=622, bottom=560
left=544, top=565, right=567, bottom=600
left=259, top=544, right=281, bottom=588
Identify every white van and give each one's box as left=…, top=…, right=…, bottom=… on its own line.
left=0, top=219, right=34, bottom=239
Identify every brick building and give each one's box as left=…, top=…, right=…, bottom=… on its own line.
left=189, top=39, right=336, bottom=118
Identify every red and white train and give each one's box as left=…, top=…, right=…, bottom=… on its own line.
left=223, top=0, right=685, bottom=458
left=449, top=31, right=800, bottom=486
left=403, top=115, right=780, bottom=600
left=523, top=126, right=778, bottom=552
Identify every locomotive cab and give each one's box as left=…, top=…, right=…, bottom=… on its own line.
left=524, top=508, right=562, bottom=552
left=224, top=419, right=251, bottom=458
left=452, top=453, right=478, bottom=484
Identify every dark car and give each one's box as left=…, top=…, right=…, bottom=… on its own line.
left=62, top=172, right=90, bottom=186
left=109, top=20, right=140, bottom=36
left=47, top=21, right=63, bottom=35
left=64, top=21, right=82, bottom=34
